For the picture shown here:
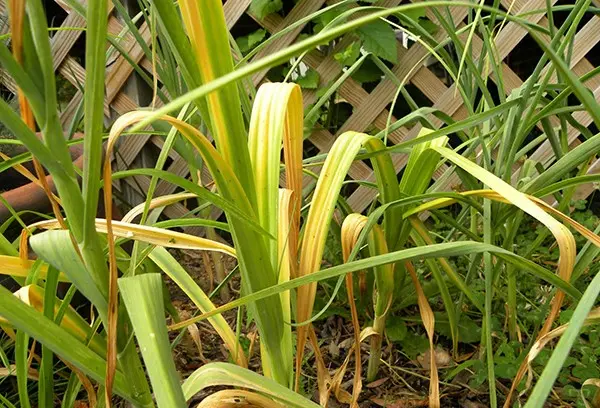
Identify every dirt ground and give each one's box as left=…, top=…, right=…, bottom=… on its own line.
left=166, top=249, right=493, bottom=408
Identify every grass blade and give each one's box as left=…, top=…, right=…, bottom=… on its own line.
left=39, top=266, right=59, bottom=407
left=15, top=329, right=31, bottom=408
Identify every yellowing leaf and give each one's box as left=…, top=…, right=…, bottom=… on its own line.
left=249, top=83, right=303, bottom=275
left=7, top=285, right=106, bottom=357
left=32, top=218, right=236, bottom=257
left=432, top=147, right=575, bottom=336
left=0, top=255, right=68, bottom=282
left=121, top=193, right=197, bottom=223
left=296, top=131, right=371, bottom=388
left=198, top=389, right=285, bottom=408
left=405, top=261, right=439, bottom=408
left=276, top=189, right=294, bottom=383
left=295, top=131, right=398, bottom=390
left=340, top=213, right=367, bottom=405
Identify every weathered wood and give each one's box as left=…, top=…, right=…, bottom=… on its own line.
left=223, top=0, right=252, bottom=30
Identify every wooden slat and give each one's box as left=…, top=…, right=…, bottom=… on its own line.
left=156, top=157, right=191, bottom=196
left=50, top=11, right=87, bottom=70
left=223, top=0, right=252, bottom=29
left=106, top=22, right=152, bottom=103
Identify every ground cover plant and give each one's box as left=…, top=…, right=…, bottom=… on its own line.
left=0, top=0, right=600, bottom=407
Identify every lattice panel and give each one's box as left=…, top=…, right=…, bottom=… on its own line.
left=0, top=0, right=599, bottom=222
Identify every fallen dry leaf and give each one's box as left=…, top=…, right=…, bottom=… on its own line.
left=417, top=346, right=453, bottom=369
left=366, top=376, right=389, bottom=388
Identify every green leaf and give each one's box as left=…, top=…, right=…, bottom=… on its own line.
left=30, top=230, right=108, bottom=321
left=250, top=0, right=283, bottom=20
left=313, top=4, right=349, bottom=33
left=386, top=319, right=407, bottom=342
left=119, top=274, right=187, bottom=408
left=494, top=342, right=519, bottom=379
left=0, top=285, right=135, bottom=402
left=236, top=29, right=267, bottom=53
left=357, top=20, right=397, bottom=63
left=403, top=9, right=427, bottom=20
left=334, top=41, right=361, bottom=67
left=400, top=330, right=429, bottom=359
left=295, top=69, right=320, bottom=89
left=495, top=363, right=518, bottom=380
left=351, top=58, right=383, bottom=83
left=435, top=313, right=481, bottom=344
left=402, top=9, right=439, bottom=35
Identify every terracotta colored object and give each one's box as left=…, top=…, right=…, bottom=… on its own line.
left=0, top=133, right=120, bottom=223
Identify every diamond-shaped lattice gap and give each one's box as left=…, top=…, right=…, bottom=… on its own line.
left=68, top=30, right=86, bottom=67
left=388, top=83, right=433, bottom=121
left=504, top=34, right=545, bottom=82
left=586, top=39, right=600, bottom=68
left=56, top=73, right=78, bottom=112
left=44, top=0, right=68, bottom=30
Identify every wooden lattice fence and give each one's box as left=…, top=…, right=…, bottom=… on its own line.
left=1, top=0, right=600, bottom=222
